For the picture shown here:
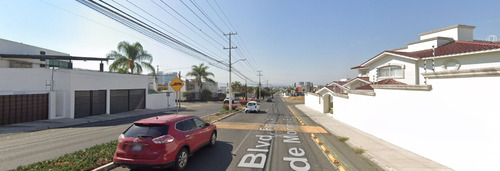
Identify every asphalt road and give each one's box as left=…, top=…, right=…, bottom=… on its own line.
left=113, top=97, right=336, bottom=171
left=0, top=102, right=222, bottom=171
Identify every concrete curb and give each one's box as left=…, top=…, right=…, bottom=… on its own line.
left=209, top=110, right=242, bottom=123
left=92, top=162, right=116, bottom=171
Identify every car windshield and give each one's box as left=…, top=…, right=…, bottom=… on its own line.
left=123, top=124, right=169, bottom=138
left=247, top=103, right=255, bottom=106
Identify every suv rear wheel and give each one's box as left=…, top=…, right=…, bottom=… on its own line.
left=209, top=131, right=217, bottom=147
left=174, top=148, right=188, bottom=171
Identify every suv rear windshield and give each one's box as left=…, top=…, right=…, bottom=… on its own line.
left=247, top=103, right=255, bottom=106
left=123, top=124, right=169, bottom=138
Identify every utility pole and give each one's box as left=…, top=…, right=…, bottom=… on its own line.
left=257, top=70, right=262, bottom=99
left=224, top=32, right=237, bottom=110
left=245, top=79, right=248, bottom=101
left=178, top=71, right=182, bottom=109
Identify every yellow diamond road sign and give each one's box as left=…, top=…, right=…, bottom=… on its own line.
left=170, top=76, right=184, bottom=92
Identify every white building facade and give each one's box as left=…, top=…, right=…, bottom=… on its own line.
left=305, top=24, right=500, bottom=170
left=0, top=38, right=174, bottom=126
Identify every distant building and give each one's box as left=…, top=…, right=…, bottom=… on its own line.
left=156, top=71, right=177, bottom=84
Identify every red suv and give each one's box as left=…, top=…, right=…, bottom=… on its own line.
left=113, top=115, right=217, bottom=170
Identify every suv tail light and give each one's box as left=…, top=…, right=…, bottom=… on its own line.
left=118, top=134, right=125, bottom=143
left=152, top=135, right=175, bottom=144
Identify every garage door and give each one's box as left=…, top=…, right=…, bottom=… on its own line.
left=110, top=89, right=145, bottom=114
left=110, top=90, right=129, bottom=114
left=0, top=94, right=48, bottom=126
left=129, top=89, right=145, bottom=111
left=91, top=90, right=106, bottom=115
left=74, top=90, right=106, bottom=118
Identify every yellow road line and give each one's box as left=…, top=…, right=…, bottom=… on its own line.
left=327, top=154, right=339, bottom=163
left=287, top=104, right=348, bottom=171
left=320, top=145, right=329, bottom=152
left=314, top=138, right=322, bottom=145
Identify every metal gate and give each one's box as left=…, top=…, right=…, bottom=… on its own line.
left=0, top=94, right=48, bottom=126
left=74, top=90, right=106, bottom=118
left=110, top=89, right=145, bottom=114
left=129, top=89, right=145, bottom=111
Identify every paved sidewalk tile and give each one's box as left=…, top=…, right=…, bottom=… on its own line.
left=295, top=104, right=452, bottom=171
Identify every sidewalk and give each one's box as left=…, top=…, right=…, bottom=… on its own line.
left=0, top=107, right=182, bottom=136
left=295, top=104, right=452, bottom=171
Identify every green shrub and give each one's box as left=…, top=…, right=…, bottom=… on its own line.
left=338, top=136, right=349, bottom=142
left=354, top=148, right=365, bottom=154
left=182, top=91, right=192, bottom=100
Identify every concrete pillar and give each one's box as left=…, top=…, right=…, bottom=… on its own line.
left=106, top=89, right=111, bottom=114
left=48, top=91, right=57, bottom=119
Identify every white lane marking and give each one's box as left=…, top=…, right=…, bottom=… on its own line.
left=232, top=130, right=253, bottom=154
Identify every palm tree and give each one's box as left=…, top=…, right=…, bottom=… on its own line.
left=187, top=63, right=215, bottom=99
left=106, top=41, right=155, bottom=75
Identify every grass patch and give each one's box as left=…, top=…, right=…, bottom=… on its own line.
left=338, top=136, right=349, bottom=142
left=354, top=147, right=365, bottom=155
left=14, top=140, right=118, bottom=171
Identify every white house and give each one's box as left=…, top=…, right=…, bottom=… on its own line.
left=183, top=80, right=219, bottom=100
left=305, top=24, right=500, bottom=170
left=351, top=24, right=500, bottom=85
left=0, top=38, right=174, bottom=126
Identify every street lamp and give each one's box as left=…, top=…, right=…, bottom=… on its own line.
left=229, top=57, right=247, bottom=111
left=229, top=58, right=246, bottom=111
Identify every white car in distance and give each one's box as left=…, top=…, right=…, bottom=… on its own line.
left=245, top=101, right=260, bottom=113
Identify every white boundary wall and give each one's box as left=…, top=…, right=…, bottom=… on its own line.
left=0, top=68, right=164, bottom=119
left=304, top=93, right=322, bottom=113
left=306, top=76, right=500, bottom=170
left=146, top=92, right=176, bottom=110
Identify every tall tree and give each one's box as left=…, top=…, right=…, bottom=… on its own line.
left=231, top=81, right=242, bottom=92
left=106, top=41, right=155, bottom=75
left=186, top=63, right=215, bottom=97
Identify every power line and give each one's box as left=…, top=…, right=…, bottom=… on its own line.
left=77, top=0, right=257, bottom=84
left=213, top=0, right=237, bottom=31
left=205, top=0, right=232, bottom=32
left=125, top=0, right=224, bottom=61
left=78, top=1, right=226, bottom=69
left=157, top=0, right=226, bottom=50
left=179, top=0, right=228, bottom=43
left=211, top=0, right=260, bottom=71
left=190, top=0, right=225, bottom=34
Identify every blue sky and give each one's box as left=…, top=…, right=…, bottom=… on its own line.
left=1, top=0, right=499, bottom=86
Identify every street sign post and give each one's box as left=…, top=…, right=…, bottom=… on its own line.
left=170, top=77, right=184, bottom=114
